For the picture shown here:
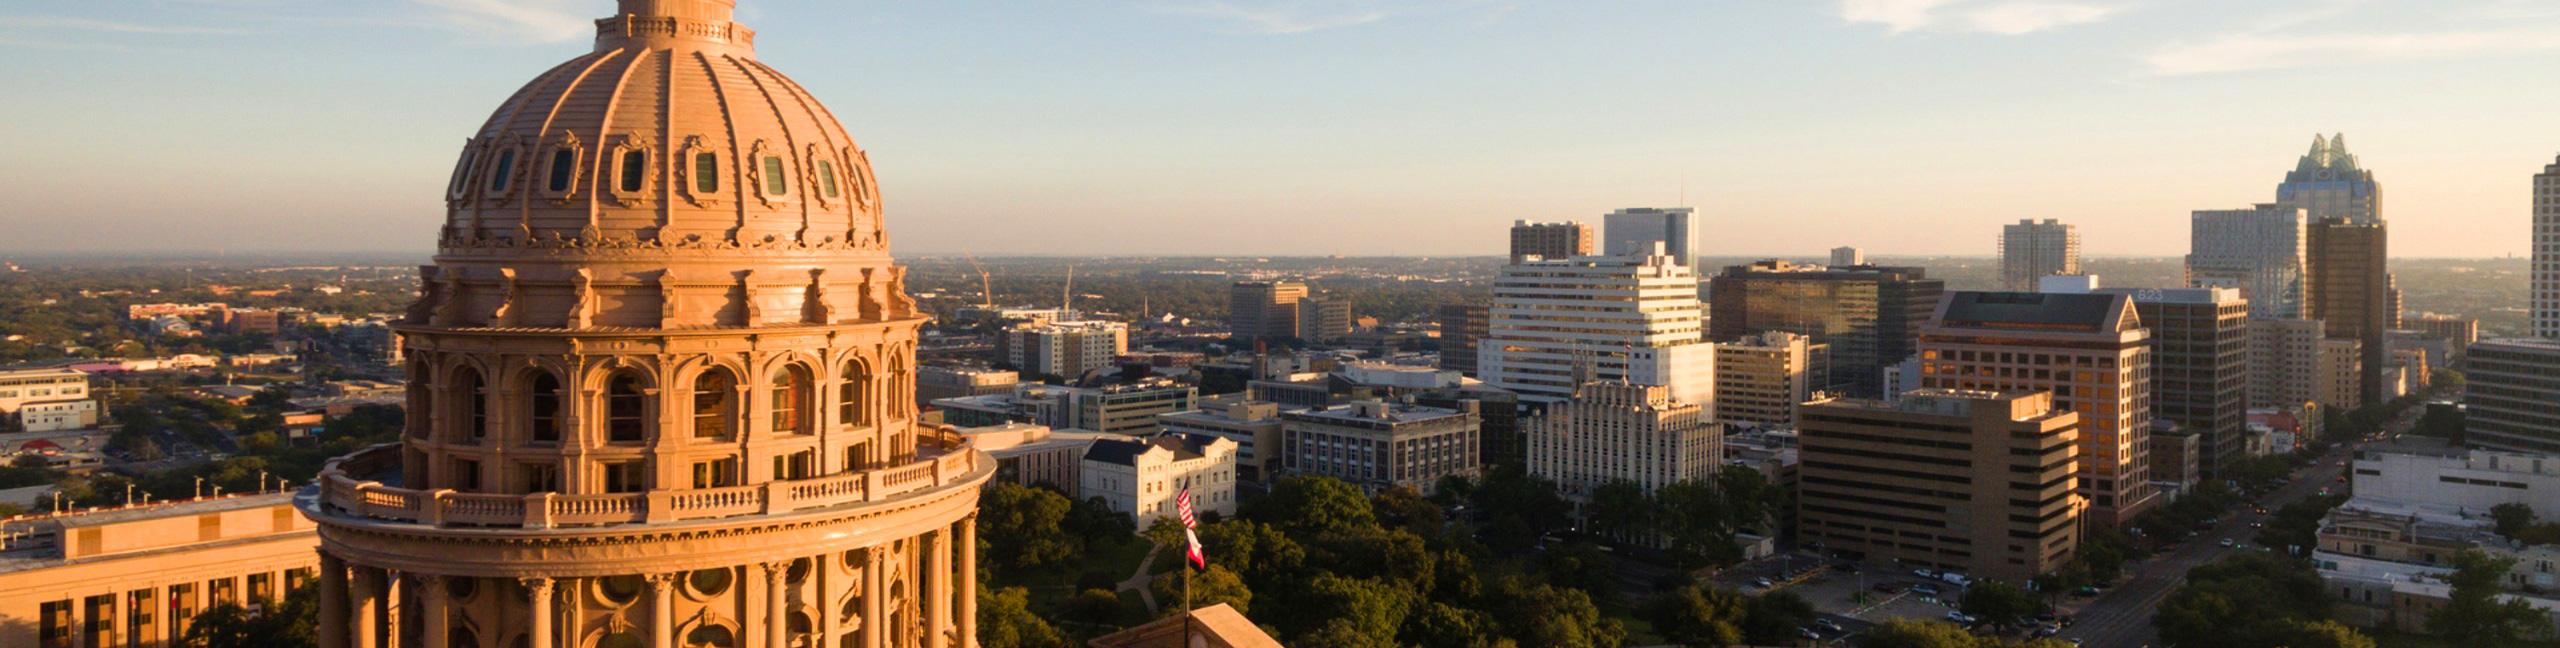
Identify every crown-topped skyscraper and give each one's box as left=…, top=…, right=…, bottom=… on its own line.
left=296, top=1, right=991, bottom=647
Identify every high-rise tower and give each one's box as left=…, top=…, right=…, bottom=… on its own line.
left=1999, top=219, right=2080, bottom=292
left=2537, top=155, right=2560, bottom=338
left=2187, top=204, right=2307, bottom=319
left=1603, top=207, right=1696, bottom=268
left=296, top=3, right=992, bottom=648
left=2278, top=134, right=2381, bottom=225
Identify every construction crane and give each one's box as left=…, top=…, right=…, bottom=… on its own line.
left=963, top=250, right=994, bottom=308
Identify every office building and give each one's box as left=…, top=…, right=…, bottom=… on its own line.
left=2095, top=287, right=2251, bottom=481
left=2308, top=218, right=2392, bottom=403
left=1481, top=252, right=1715, bottom=407
left=2277, top=134, right=2382, bottom=225
left=1281, top=400, right=1481, bottom=496
left=1999, top=219, right=2081, bottom=292
left=0, top=368, right=98, bottom=432
left=1603, top=207, right=1696, bottom=268
left=1830, top=246, right=1865, bottom=267
left=2541, top=155, right=2560, bottom=338
left=1436, top=302, right=1491, bottom=377
left=1003, top=320, right=1128, bottom=380
left=2150, top=424, right=2200, bottom=495
left=294, top=5, right=998, bottom=647
left=1158, top=399, right=1289, bottom=484
left=935, top=379, right=1199, bottom=435
left=1714, top=331, right=1816, bottom=428
left=2252, top=318, right=2326, bottom=409
left=915, top=365, right=1019, bottom=408
left=2407, top=314, right=2479, bottom=358
left=2465, top=338, right=2560, bottom=453
left=1229, top=281, right=1309, bottom=341
left=1918, top=292, right=2157, bottom=526
left=1297, top=296, right=1353, bottom=343
left=955, top=423, right=1105, bottom=490
left=1081, top=432, right=1238, bottom=529
left=1796, top=390, right=2081, bottom=583
left=2, top=493, right=320, bottom=648
left=2319, top=338, right=2365, bottom=411
left=1707, top=261, right=1944, bottom=397
left=1525, top=381, right=1722, bottom=509
left=2188, top=204, right=2308, bottom=318
left=2351, top=441, right=2560, bottom=520
left=1510, top=220, right=1595, bottom=264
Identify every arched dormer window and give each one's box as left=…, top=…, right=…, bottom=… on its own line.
left=446, top=144, right=480, bottom=199
left=693, top=152, right=720, bottom=193
left=692, top=369, right=736, bottom=440
left=815, top=159, right=841, bottom=200
left=606, top=373, right=647, bottom=443
left=838, top=360, right=871, bottom=428
left=771, top=364, right=812, bottom=435
left=760, top=155, right=789, bottom=196
left=453, top=367, right=487, bottom=443
left=527, top=371, right=562, bottom=443
left=618, top=149, right=648, bottom=193
left=485, top=149, right=517, bottom=194
left=545, top=146, right=578, bottom=194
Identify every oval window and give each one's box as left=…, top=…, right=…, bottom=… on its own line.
left=597, top=575, right=644, bottom=606
left=689, top=567, right=732, bottom=596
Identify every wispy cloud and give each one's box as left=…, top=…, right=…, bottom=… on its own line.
left=1161, top=0, right=1518, bottom=35
left=404, top=0, right=588, bottom=44
left=1837, top=0, right=2126, bottom=35
left=2145, top=24, right=2560, bottom=75
left=0, top=15, right=250, bottom=35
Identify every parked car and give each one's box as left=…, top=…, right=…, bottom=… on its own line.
left=2070, top=586, right=2100, bottom=597
left=1944, top=612, right=1976, bottom=625
left=1815, top=619, right=1844, bottom=632
left=1912, top=568, right=1936, bottom=579
left=2219, top=538, right=2236, bottom=548
left=1940, top=572, right=1972, bottom=586
left=1873, top=583, right=1905, bottom=594
left=1912, top=584, right=1942, bottom=596
left=1753, top=577, right=1774, bottom=588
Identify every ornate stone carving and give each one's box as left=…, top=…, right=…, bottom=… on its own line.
left=803, top=269, right=831, bottom=324
left=489, top=267, right=520, bottom=327
left=568, top=268, right=597, bottom=330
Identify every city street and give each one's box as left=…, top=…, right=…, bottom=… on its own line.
left=2065, top=409, right=2420, bottom=648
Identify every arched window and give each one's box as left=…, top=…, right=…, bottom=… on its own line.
left=761, top=156, right=789, bottom=196
left=685, top=625, right=736, bottom=648
left=486, top=149, right=516, bottom=193
left=447, top=146, right=479, bottom=197
left=771, top=365, right=812, bottom=435
left=454, top=367, right=487, bottom=443
left=545, top=147, right=577, bottom=193
left=693, top=152, right=720, bottom=193
left=619, top=149, right=648, bottom=193
left=606, top=373, right=647, bottom=443
left=692, top=369, right=735, bottom=440
left=837, top=361, right=871, bottom=428
left=815, top=159, right=840, bottom=199
left=527, top=371, right=562, bottom=443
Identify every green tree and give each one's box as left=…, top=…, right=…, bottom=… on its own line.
left=2428, top=550, right=2555, bottom=644
left=1586, top=480, right=1655, bottom=540
left=2272, top=621, right=2377, bottom=648
left=1465, top=467, right=1570, bottom=556
left=2154, top=553, right=2339, bottom=648
left=1195, top=519, right=1305, bottom=584
left=180, top=582, right=317, bottom=648
left=1299, top=618, right=1393, bottom=648
left=1538, top=541, right=1617, bottom=603
left=2492, top=502, right=2537, bottom=538
left=1489, top=576, right=1625, bottom=648
left=1152, top=565, right=1253, bottom=617
left=1403, top=603, right=1513, bottom=648
left=977, top=482, right=1082, bottom=572
left=1960, top=582, right=2040, bottom=627
left=1281, top=575, right=1412, bottom=644
left=1061, top=588, right=1126, bottom=626
left=977, top=587, right=1071, bottom=648
left=1854, top=619, right=1983, bottom=648
left=1251, top=476, right=1377, bottom=535
left=1373, top=486, right=1445, bottom=539
left=1639, top=584, right=1746, bottom=648
left=1739, top=591, right=1818, bottom=646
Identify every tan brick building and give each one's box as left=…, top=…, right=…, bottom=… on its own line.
left=1918, top=291, right=2156, bottom=527
left=1797, top=390, right=2082, bottom=583
left=0, top=494, right=317, bottom=648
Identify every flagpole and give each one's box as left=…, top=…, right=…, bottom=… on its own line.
left=1183, top=476, right=1195, bottom=647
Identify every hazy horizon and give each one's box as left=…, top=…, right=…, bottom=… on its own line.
left=7, top=0, right=2558, bottom=258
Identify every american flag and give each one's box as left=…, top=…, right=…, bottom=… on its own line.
left=1178, top=484, right=1205, bottom=568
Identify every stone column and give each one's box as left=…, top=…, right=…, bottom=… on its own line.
left=765, top=562, right=790, bottom=648
left=418, top=575, right=448, bottom=648
left=351, top=568, right=381, bottom=648
left=522, top=578, right=555, bottom=648
left=927, top=530, right=951, bottom=648
left=320, top=552, right=348, bottom=648
left=958, top=515, right=977, bottom=648
left=862, top=547, right=885, bottom=648
left=649, top=574, right=678, bottom=648
left=382, top=571, right=402, bottom=648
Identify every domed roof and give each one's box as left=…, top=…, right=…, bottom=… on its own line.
left=439, top=0, right=883, bottom=253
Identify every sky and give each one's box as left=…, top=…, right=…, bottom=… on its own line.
left=4, top=0, right=2559, bottom=258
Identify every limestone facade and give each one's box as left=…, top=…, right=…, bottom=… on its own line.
left=295, top=2, right=990, bottom=647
